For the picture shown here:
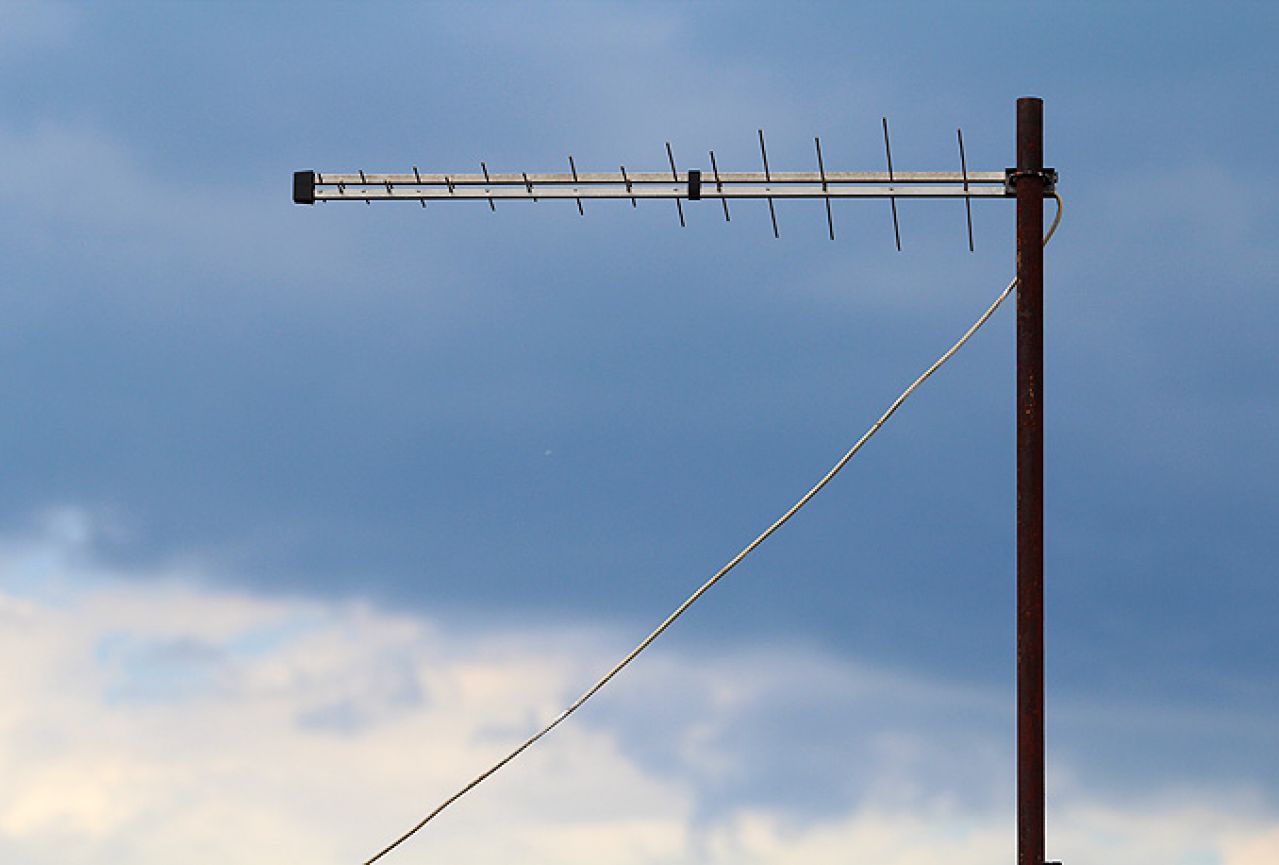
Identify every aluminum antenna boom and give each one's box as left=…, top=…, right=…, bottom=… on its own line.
left=293, top=168, right=1053, bottom=205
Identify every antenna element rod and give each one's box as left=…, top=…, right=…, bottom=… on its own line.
left=882, top=117, right=901, bottom=251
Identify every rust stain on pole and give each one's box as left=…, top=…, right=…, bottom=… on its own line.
left=1015, top=96, right=1045, bottom=865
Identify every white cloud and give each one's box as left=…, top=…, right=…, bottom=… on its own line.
left=0, top=508, right=1275, bottom=865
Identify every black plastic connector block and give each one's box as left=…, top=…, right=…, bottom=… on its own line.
left=293, top=170, right=316, bottom=205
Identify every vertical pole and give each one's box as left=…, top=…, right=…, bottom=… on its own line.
left=1015, top=96, right=1045, bottom=865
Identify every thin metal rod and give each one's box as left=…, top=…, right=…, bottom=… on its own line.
left=1015, top=95, right=1046, bottom=865
left=882, top=117, right=901, bottom=251
left=665, top=142, right=685, bottom=227
left=480, top=161, right=496, bottom=211
left=816, top=136, right=834, bottom=241
left=568, top=155, right=584, bottom=216
left=758, top=129, right=779, bottom=238
left=958, top=129, right=974, bottom=252
left=709, top=150, right=730, bottom=222
left=620, top=166, right=635, bottom=207
left=523, top=172, right=538, bottom=202
left=414, top=166, right=426, bottom=208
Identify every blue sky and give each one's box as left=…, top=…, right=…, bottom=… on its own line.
left=2, top=2, right=1278, bottom=864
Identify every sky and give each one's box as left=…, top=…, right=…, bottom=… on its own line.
left=2, top=1, right=1278, bottom=864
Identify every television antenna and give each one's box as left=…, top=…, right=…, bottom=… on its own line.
left=294, top=97, right=1059, bottom=865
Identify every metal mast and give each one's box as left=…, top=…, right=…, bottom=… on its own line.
left=293, top=96, right=1059, bottom=865
left=1015, top=96, right=1048, bottom=865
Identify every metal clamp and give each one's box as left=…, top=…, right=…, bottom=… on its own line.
left=1004, top=167, right=1058, bottom=194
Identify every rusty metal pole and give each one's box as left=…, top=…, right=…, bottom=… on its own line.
left=1015, top=96, right=1045, bottom=865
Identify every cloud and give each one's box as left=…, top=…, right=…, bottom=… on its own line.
left=1, top=509, right=1277, bottom=865
left=4, top=8, right=1271, bottom=735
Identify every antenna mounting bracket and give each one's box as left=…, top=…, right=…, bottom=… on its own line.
left=1004, top=167, right=1058, bottom=194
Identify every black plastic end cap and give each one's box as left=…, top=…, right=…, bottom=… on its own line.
left=687, top=169, right=702, bottom=201
left=293, top=170, right=316, bottom=205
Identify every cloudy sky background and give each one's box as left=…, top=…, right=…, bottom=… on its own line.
left=2, top=2, right=1278, bottom=864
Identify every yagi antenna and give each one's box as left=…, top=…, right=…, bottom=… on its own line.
left=292, top=128, right=1055, bottom=253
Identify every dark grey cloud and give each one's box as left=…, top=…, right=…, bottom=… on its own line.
left=2, top=1, right=1277, bottom=775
